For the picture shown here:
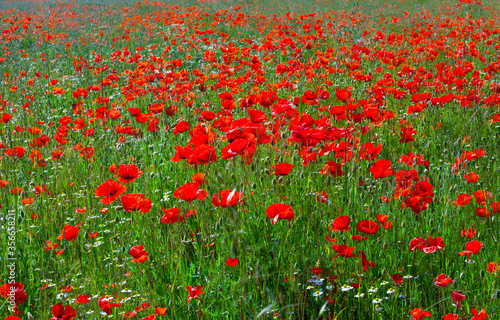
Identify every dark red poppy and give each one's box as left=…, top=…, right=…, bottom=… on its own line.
left=120, top=194, right=151, bottom=213
left=117, top=164, right=143, bottom=183
left=266, top=203, right=294, bottom=224
left=356, top=220, right=379, bottom=235
left=94, top=180, right=127, bottom=204
left=332, top=244, right=357, bottom=259
left=391, top=274, right=403, bottom=284
left=50, top=303, right=77, bottom=320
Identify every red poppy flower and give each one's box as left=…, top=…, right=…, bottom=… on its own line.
left=160, top=208, right=183, bottom=224
left=155, top=307, right=167, bottom=316
left=461, top=228, right=476, bottom=238
left=0, top=282, right=27, bottom=304
left=174, top=182, right=207, bottom=203
left=359, top=250, right=374, bottom=270
left=117, top=164, right=143, bottom=183
left=405, top=181, right=434, bottom=214
left=98, top=296, right=121, bottom=315
left=451, top=290, right=465, bottom=302
left=463, top=172, right=479, bottom=183
left=212, top=189, right=242, bottom=208
left=56, top=224, right=80, bottom=241
left=331, top=216, right=350, bottom=232
left=273, top=163, right=293, bottom=176
left=95, top=179, right=127, bottom=204
left=266, top=203, right=294, bottom=224
left=492, top=202, right=500, bottom=213
left=320, top=161, right=344, bottom=177
left=356, top=220, right=379, bottom=235
left=473, top=190, right=493, bottom=205
left=475, top=206, right=489, bottom=217
left=455, top=194, right=471, bottom=207
left=391, top=273, right=403, bottom=284
left=120, top=194, right=151, bottom=213
left=486, top=262, right=500, bottom=274
left=434, top=273, right=453, bottom=287
left=316, top=191, right=328, bottom=203
left=186, top=285, right=204, bottom=303
left=129, top=245, right=148, bottom=263
left=75, top=295, right=91, bottom=304
left=358, top=142, right=381, bottom=161
left=50, top=303, right=77, bottom=320
left=332, top=244, right=358, bottom=259
left=226, top=258, right=239, bottom=267
left=335, top=89, right=351, bottom=102
left=187, top=144, right=217, bottom=165
left=192, top=172, right=207, bottom=185
left=470, top=308, right=488, bottom=320
left=173, top=121, right=190, bottom=134
left=465, top=240, right=483, bottom=254
left=370, top=159, right=395, bottom=179
left=410, top=308, right=431, bottom=320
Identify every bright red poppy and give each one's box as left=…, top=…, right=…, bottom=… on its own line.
left=455, top=194, right=471, bottom=207
left=130, top=245, right=148, bottom=263
left=370, top=159, right=395, bottom=179
left=331, top=216, right=351, bottom=232
left=434, top=274, right=453, bottom=287
left=226, top=258, right=239, bottom=267
left=266, top=203, right=294, bottom=224
left=320, top=161, right=344, bottom=177
left=212, top=189, right=242, bottom=208
left=405, top=181, right=434, bottom=214
left=356, top=220, right=379, bottom=235
left=186, top=285, right=204, bottom=303
left=98, top=296, right=121, bottom=315
left=273, top=163, right=293, bottom=176
left=160, top=208, right=184, bottom=224
left=120, top=193, right=151, bottom=213
left=117, top=164, right=143, bottom=183
left=0, top=282, right=27, bottom=305
left=358, top=142, right=381, bottom=161
left=56, top=224, right=80, bottom=241
left=410, top=308, right=431, bottom=320
left=95, top=179, right=127, bottom=204
left=174, top=182, right=207, bottom=203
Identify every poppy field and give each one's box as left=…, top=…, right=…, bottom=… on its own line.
left=1, top=0, right=500, bottom=318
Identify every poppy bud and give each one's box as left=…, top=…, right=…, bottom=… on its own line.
left=492, top=290, right=500, bottom=299
left=28, top=312, right=34, bottom=320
